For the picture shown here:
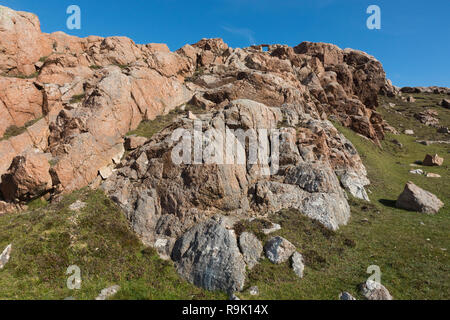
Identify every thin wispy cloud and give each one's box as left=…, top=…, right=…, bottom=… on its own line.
left=221, top=26, right=256, bottom=45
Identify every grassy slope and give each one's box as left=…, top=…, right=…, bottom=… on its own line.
left=0, top=94, right=448, bottom=300
left=0, top=189, right=225, bottom=300
left=237, top=93, right=449, bottom=300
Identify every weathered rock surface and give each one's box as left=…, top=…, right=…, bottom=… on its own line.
left=396, top=181, right=444, bottom=214
left=239, top=232, right=263, bottom=269
left=264, top=236, right=296, bottom=264
left=359, top=280, right=393, bottom=300
left=171, top=217, right=246, bottom=292
left=124, top=135, right=148, bottom=151
left=0, top=243, right=12, bottom=269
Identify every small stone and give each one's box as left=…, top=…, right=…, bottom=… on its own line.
left=0, top=244, right=12, bottom=269
left=262, top=223, right=281, bottom=235
left=404, top=129, right=414, bottom=135
left=437, top=127, right=449, bottom=134
left=391, top=139, right=403, bottom=148
left=291, top=252, right=305, bottom=278
left=339, top=291, right=356, bottom=300
left=264, top=236, right=296, bottom=264
left=69, top=200, right=86, bottom=212
left=187, top=111, right=197, bottom=120
left=249, top=286, right=259, bottom=296
left=124, top=135, right=148, bottom=151
left=409, top=169, right=424, bottom=175
left=360, top=280, right=393, bottom=300
left=426, top=173, right=441, bottom=178
left=95, top=285, right=120, bottom=300
left=229, top=292, right=240, bottom=300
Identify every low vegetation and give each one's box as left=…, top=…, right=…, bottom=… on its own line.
left=0, top=189, right=225, bottom=300
left=126, top=104, right=206, bottom=139
left=1, top=117, right=43, bottom=141
left=69, top=93, right=86, bottom=104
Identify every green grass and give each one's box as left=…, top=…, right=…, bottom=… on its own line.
left=0, top=189, right=226, bottom=300
left=69, top=94, right=86, bottom=104
left=1, top=72, right=39, bottom=79
left=1, top=117, right=43, bottom=141
left=127, top=104, right=207, bottom=139
left=379, top=93, right=450, bottom=140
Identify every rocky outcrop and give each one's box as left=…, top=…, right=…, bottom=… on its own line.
left=401, top=86, right=450, bottom=95
left=95, top=285, right=121, bottom=300
left=171, top=216, right=246, bottom=293
left=396, top=181, right=444, bottom=214
left=0, top=6, right=386, bottom=213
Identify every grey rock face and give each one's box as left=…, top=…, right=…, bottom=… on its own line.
left=95, top=285, right=121, bottom=300
left=339, top=291, right=356, bottom=300
left=396, top=181, right=444, bottom=214
left=264, top=236, right=296, bottom=264
left=291, top=252, right=305, bottom=278
left=171, top=217, right=246, bottom=292
left=360, top=280, right=393, bottom=300
left=239, top=232, right=263, bottom=269
left=0, top=244, right=12, bottom=269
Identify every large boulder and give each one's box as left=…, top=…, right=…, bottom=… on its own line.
left=171, top=217, right=246, bottom=293
left=395, top=181, right=444, bottom=214
left=0, top=149, right=52, bottom=201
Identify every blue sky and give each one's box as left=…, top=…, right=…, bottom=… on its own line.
left=2, top=0, right=449, bottom=87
